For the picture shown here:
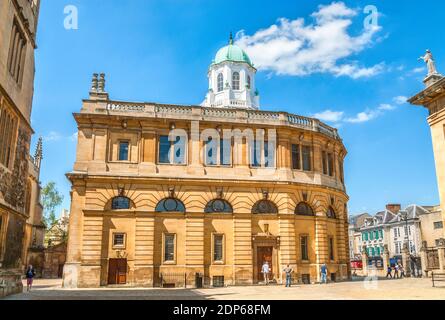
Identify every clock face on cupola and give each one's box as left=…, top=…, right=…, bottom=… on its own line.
left=202, top=33, right=260, bottom=110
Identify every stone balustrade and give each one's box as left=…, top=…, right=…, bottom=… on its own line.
left=96, top=100, right=339, bottom=140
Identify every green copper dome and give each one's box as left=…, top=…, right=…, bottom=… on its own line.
left=213, top=34, right=253, bottom=67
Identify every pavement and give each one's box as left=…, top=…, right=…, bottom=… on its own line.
left=3, top=277, right=445, bottom=300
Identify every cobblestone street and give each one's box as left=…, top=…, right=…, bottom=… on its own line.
left=3, top=278, right=445, bottom=300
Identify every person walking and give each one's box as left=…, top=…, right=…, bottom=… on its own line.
left=399, top=264, right=405, bottom=278
left=394, top=264, right=400, bottom=279
left=385, top=265, right=393, bottom=279
left=283, top=264, right=293, bottom=287
left=25, top=265, right=36, bottom=292
left=261, top=261, right=270, bottom=285
left=320, top=263, right=328, bottom=284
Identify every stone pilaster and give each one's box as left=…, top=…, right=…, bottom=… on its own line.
left=63, top=181, right=86, bottom=288
left=402, top=242, right=411, bottom=277
left=315, top=215, right=328, bottom=281
left=361, top=246, right=369, bottom=276
left=420, top=241, right=428, bottom=277
left=133, top=214, right=155, bottom=286
left=437, top=239, right=445, bottom=272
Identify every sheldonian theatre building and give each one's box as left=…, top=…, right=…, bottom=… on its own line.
left=63, top=36, right=350, bottom=288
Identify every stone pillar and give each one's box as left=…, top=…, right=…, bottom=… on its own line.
left=382, top=245, right=390, bottom=275
left=420, top=241, right=428, bottom=277
left=438, top=238, right=445, bottom=272
left=361, top=246, right=369, bottom=276
left=402, top=242, right=411, bottom=277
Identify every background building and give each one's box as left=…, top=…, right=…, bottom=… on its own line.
left=349, top=204, right=443, bottom=274
left=63, top=38, right=350, bottom=288
left=0, top=0, right=42, bottom=297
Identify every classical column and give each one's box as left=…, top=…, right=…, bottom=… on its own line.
left=361, top=246, right=369, bottom=276
left=438, top=238, right=445, bottom=272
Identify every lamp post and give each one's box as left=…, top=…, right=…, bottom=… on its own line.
left=400, top=211, right=411, bottom=277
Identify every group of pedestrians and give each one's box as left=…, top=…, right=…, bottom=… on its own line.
left=261, top=261, right=330, bottom=287
left=385, top=263, right=406, bottom=279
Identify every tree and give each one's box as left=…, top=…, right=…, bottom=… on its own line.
left=41, top=182, right=64, bottom=227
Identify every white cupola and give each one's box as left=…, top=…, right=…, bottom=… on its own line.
left=202, top=34, right=260, bottom=110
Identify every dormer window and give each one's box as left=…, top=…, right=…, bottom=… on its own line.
left=232, top=72, right=240, bottom=90
left=247, top=75, right=251, bottom=89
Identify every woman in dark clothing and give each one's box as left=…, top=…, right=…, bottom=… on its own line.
left=25, top=265, right=36, bottom=292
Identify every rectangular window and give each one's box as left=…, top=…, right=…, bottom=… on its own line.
left=0, top=100, right=17, bottom=168
left=7, top=20, right=27, bottom=85
left=158, top=135, right=186, bottom=165
left=322, top=151, right=327, bottom=175
left=379, top=230, right=383, bottom=239
left=327, top=153, right=334, bottom=177
left=112, top=233, right=126, bottom=249
left=300, top=235, right=309, bottom=261
left=302, top=146, right=312, bottom=171
left=118, top=141, right=129, bottom=161
left=434, top=221, right=443, bottom=229
left=292, top=144, right=301, bottom=170
left=251, top=139, right=274, bottom=168
left=164, top=234, right=175, bottom=262
left=370, top=231, right=374, bottom=240
left=213, top=234, right=224, bottom=262
left=220, top=139, right=231, bottom=166
left=159, top=135, right=171, bottom=164
left=328, top=237, right=334, bottom=261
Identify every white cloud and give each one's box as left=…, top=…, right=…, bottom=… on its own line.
left=411, top=67, right=425, bottom=74
left=235, top=1, right=383, bottom=79
left=344, top=110, right=381, bottom=123
left=393, top=96, right=407, bottom=105
left=312, top=110, right=344, bottom=122
left=378, top=103, right=396, bottom=111
left=43, top=131, right=78, bottom=143
left=44, top=131, right=62, bottom=142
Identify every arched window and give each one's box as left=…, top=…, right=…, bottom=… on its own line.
left=112, top=197, right=131, bottom=210
left=232, top=72, right=240, bottom=90
left=155, top=198, right=186, bottom=213
left=205, top=199, right=233, bottom=213
left=217, top=73, right=224, bottom=92
left=247, top=75, right=251, bottom=89
left=295, top=202, right=314, bottom=216
left=327, top=206, right=336, bottom=219
left=252, top=200, right=278, bottom=214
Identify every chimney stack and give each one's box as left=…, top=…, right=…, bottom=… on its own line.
left=386, top=204, right=401, bottom=213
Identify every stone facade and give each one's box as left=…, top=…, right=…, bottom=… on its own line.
left=64, top=99, right=350, bottom=288
left=409, top=72, right=445, bottom=237
left=0, top=0, right=41, bottom=297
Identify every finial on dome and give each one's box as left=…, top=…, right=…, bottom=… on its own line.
left=229, top=32, right=233, bottom=45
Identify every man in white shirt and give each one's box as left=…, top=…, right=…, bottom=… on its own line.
left=261, top=261, right=270, bottom=285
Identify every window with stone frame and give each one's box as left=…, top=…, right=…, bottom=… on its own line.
left=205, top=137, right=232, bottom=166
left=302, top=145, right=312, bottom=171
left=252, top=200, right=278, bottom=214
left=322, top=151, right=334, bottom=177
left=232, top=72, right=240, bottom=90
left=158, top=135, right=186, bottom=165
left=0, top=97, right=18, bottom=169
left=300, top=235, right=309, bottom=261
left=111, top=196, right=131, bottom=210
left=213, top=234, right=224, bottom=262
left=7, top=19, right=27, bottom=85
left=250, top=139, right=275, bottom=168
left=295, top=202, right=314, bottom=216
left=112, top=233, right=126, bottom=249
left=217, top=73, right=224, bottom=92
left=164, top=234, right=176, bottom=262
left=434, top=221, right=443, bottom=229
left=118, top=141, right=129, bottom=161
left=291, top=144, right=301, bottom=170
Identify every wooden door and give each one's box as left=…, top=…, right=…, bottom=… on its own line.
left=257, top=247, right=273, bottom=281
left=108, top=258, right=127, bottom=285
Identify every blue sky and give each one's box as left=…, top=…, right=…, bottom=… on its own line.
left=31, top=0, right=444, bottom=216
